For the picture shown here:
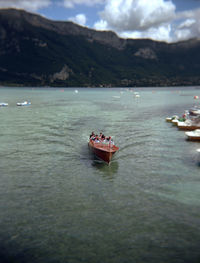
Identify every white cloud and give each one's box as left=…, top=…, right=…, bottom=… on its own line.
left=0, top=0, right=51, bottom=11
left=121, top=24, right=173, bottom=42
left=173, top=8, right=200, bottom=41
left=97, top=0, right=176, bottom=32
left=178, top=18, right=196, bottom=29
left=93, top=0, right=200, bottom=42
left=69, top=13, right=87, bottom=26
left=63, top=0, right=105, bottom=8
left=94, top=19, right=108, bottom=30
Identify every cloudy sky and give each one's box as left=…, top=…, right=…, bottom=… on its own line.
left=0, top=0, right=200, bottom=43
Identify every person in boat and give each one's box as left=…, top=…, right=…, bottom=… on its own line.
left=101, top=135, right=108, bottom=147
left=90, top=132, right=95, bottom=139
left=101, top=134, right=105, bottom=141
left=90, top=131, right=94, bottom=138
left=94, top=135, right=100, bottom=142
left=107, top=136, right=114, bottom=146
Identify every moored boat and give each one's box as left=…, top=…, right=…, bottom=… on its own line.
left=0, top=102, right=8, bottom=107
left=185, top=129, right=200, bottom=141
left=165, top=115, right=179, bottom=122
left=177, top=119, right=200, bottom=130
left=171, top=119, right=179, bottom=125
left=172, top=117, right=186, bottom=126
left=88, top=134, right=119, bottom=163
left=17, top=101, right=31, bottom=106
left=165, top=117, right=172, bottom=122
left=178, top=124, right=200, bottom=131
left=189, top=106, right=200, bottom=116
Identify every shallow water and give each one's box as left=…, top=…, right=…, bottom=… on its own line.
left=0, top=87, right=200, bottom=263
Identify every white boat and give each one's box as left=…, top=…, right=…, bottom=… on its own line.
left=177, top=119, right=200, bottom=130
left=189, top=106, right=200, bottom=116
left=0, top=102, right=8, bottom=107
left=172, top=117, right=187, bottom=126
left=165, top=115, right=179, bottom=122
left=185, top=129, right=200, bottom=141
left=17, top=101, right=31, bottom=106
left=196, top=149, right=200, bottom=153
left=172, top=119, right=179, bottom=125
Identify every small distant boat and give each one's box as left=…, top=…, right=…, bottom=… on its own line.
left=135, top=94, right=140, bottom=98
left=133, top=92, right=140, bottom=98
left=0, top=102, right=8, bottom=107
left=185, top=129, right=200, bottom=141
left=17, top=101, right=31, bottom=106
left=196, top=149, right=200, bottom=153
left=112, top=95, right=120, bottom=99
left=88, top=138, right=119, bottom=164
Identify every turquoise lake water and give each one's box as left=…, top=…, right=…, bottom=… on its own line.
left=0, top=87, right=200, bottom=263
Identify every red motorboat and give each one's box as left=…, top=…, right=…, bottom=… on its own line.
left=88, top=138, right=119, bottom=164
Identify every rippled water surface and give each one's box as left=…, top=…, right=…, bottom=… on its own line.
left=0, top=87, right=200, bottom=263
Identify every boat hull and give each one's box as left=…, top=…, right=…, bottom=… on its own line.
left=189, top=110, right=200, bottom=116
left=185, top=131, right=200, bottom=141
left=0, top=103, right=8, bottom=107
left=165, top=118, right=172, bottom=122
left=88, top=140, right=119, bottom=163
left=186, top=136, right=200, bottom=141
left=172, top=119, right=179, bottom=126
left=178, top=125, right=200, bottom=131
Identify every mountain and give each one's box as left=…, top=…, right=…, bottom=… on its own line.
left=0, top=8, right=200, bottom=87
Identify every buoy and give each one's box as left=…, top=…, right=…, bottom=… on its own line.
left=194, top=95, right=199, bottom=99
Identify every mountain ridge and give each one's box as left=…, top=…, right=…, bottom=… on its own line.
left=0, top=8, right=200, bottom=87
left=0, top=8, right=126, bottom=49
